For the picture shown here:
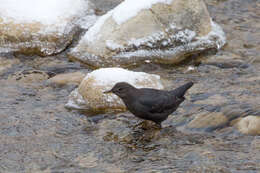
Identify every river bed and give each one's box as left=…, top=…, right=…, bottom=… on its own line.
left=0, top=0, right=259, bottom=172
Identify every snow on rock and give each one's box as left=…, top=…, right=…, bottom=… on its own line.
left=69, top=0, right=226, bottom=68
left=112, top=0, right=173, bottom=25
left=65, top=68, right=164, bottom=113
left=0, top=0, right=97, bottom=56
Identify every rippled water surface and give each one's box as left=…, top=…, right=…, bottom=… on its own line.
left=0, top=0, right=259, bottom=172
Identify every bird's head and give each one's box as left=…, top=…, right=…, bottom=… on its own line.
left=104, top=82, right=135, bottom=99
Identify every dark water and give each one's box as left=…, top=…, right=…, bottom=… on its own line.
left=0, top=0, right=260, bottom=172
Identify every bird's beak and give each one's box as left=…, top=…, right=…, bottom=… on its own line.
left=103, top=89, right=112, bottom=94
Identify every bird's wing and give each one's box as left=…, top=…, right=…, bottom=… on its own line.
left=138, top=90, right=179, bottom=113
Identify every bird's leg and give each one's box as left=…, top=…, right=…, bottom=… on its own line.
left=155, top=122, right=162, bottom=129
left=133, top=120, right=145, bottom=129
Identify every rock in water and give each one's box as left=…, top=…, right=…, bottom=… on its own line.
left=69, top=0, right=226, bottom=68
left=0, top=0, right=97, bottom=56
left=235, top=116, right=260, bottom=135
left=66, top=68, right=164, bottom=113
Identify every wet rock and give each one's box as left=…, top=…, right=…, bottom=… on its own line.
left=69, top=0, right=226, bottom=68
left=75, top=153, right=98, bottom=168
left=97, top=118, right=133, bottom=143
left=0, top=0, right=96, bottom=56
left=200, top=53, right=250, bottom=69
left=193, top=94, right=228, bottom=106
left=66, top=67, right=164, bottom=113
left=235, top=116, right=260, bottom=135
left=221, top=105, right=251, bottom=120
left=47, top=72, right=85, bottom=86
left=243, top=76, right=260, bottom=82
left=187, top=112, right=228, bottom=131
left=7, top=70, right=49, bottom=84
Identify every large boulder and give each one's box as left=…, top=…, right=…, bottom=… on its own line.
left=66, top=67, right=164, bottom=113
left=0, top=0, right=96, bottom=56
left=69, top=0, right=226, bottom=68
left=187, top=112, right=228, bottom=131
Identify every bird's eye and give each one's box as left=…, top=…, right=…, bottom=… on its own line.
left=118, top=88, right=123, bottom=91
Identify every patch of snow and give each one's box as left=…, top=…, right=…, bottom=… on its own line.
left=185, top=66, right=196, bottom=73
left=104, top=28, right=196, bottom=54
left=0, top=0, right=94, bottom=34
left=196, top=20, right=226, bottom=50
left=66, top=68, right=164, bottom=110
left=161, top=40, right=169, bottom=46
left=187, top=66, right=195, bottom=71
left=104, top=28, right=196, bottom=55
left=106, top=40, right=124, bottom=51
left=82, top=11, right=113, bottom=43
left=85, top=67, right=164, bottom=89
left=113, top=20, right=226, bottom=61
left=0, top=0, right=89, bottom=24
left=112, top=0, right=173, bottom=25
left=172, top=29, right=196, bottom=43
left=128, top=31, right=164, bottom=48
left=82, top=0, right=173, bottom=43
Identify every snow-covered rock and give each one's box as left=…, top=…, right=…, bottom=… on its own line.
left=65, top=68, right=164, bottom=113
left=0, top=0, right=97, bottom=56
left=69, top=0, right=226, bottom=68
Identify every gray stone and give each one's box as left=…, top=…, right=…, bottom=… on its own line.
left=69, top=0, right=226, bottom=68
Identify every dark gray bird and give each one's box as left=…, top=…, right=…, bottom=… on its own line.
left=104, top=81, right=193, bottom=128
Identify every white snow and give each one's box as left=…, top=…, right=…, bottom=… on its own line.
left=112, top=20, right=226, bottom=60
left=185, top=66, right=196, bottom=73
left=112, top=0, right=173, bottom=25
left=106, top=40, right=124, bottom=51
left=172, top=29, right=196, bottom=43
left=82, top=0, right=173, bottom=43
left=196, top=20, right=226, bottom=50
left=0, top=0, right=90, bottom=25
left=85, top=67, right=163, bottom=89
left=128, top=31, right=165, bottom=48
left=82, top=11, right=113, bottom=43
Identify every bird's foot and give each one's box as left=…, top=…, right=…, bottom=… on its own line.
left=133, top=121, right=146, bottom=129
left=132, top=121, right=162, bottom=130
left=154, top=123, right=162, bottom=129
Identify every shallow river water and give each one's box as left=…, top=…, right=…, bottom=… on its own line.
left=0, top=0, right=259, bottom=172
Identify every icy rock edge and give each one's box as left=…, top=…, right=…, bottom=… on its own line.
left=112, top=20, right=226, bottom=62
left=69, top=19, right=226, bottom=68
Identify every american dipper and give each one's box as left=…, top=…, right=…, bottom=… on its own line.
left=104, top=81, right=193, bottom=128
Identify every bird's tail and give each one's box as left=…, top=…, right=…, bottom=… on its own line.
left=170, top=82, right=193, bottom=98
